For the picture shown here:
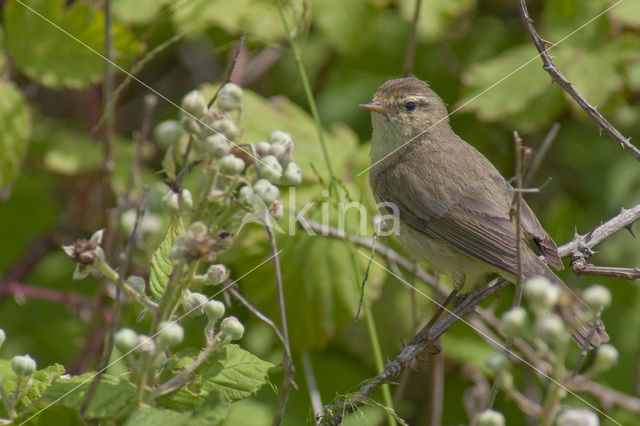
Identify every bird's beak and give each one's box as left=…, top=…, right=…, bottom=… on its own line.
left=359, top=101, right=390, bottom=114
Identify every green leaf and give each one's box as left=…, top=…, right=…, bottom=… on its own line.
left=542, top=0, right=610, bottom=47
left=113, top=0, right=168, bottom=25
left=124, top=395, right=229, bottom=426
left=458, top=44, right=551, bottom=121
left=398, top=0, right=476, bottom=41
left=0, top=361, right=65, bottom=412
left=169, top=0, right=296, bottom=42
left=555, top=46, right=624, bottom=113
left=40, top=372, right=136, bottom=420
left=310, top=0, right=370, bottom=53
left=201, top=84, right=360, bottom=181
left=611, top=0, right=640, bottom=28
left=5, top=0, right=143, bottom=88
left=15, top=404, right=84, bottom=426
left=0, top=82, right=31, bottom=195
left=158, top=345, right=273, bottom=409
left=148, top=217, right=184, bottom=301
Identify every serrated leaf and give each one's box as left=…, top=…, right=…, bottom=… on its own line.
left=113, top=0, right=168, bottom=25
left=40, top=372, right=136, bottom=420
left=148, top=217, right=184, bottom=301
left=398, top=0, right=476, bottom=40
left=458, top=44, right=551, bottom=121
left=0, top=82, right=31, bottom=195
left=124, top=395, right=229, bottom=426
left=5, top=0, right=143, bottom=89
left=158, top=345, right=273, bottom=409
left=0, top=360, right=65, bottom=413
left=169, top=0, right=295, bottom=42
left=611, top=1, right=640, bottom=28
left=555, top=46, right=623, bottom=112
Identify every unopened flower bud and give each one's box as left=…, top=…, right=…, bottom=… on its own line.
left=156, top=321, right=185, bottom=348
left=12, top=355, right=36, bottom=376
left=205, top=300, right=226, bottom=321
left=254, top=179, right=280, bottom=205
left=537, top=314, right=566, bottom=345
left=212, top=119, right=239, bottom=140
left=188, top=221, right=207, bottom=236
left=271, top=200, right=284, bottom=221
left=256, top=141, right=271, bottom=156
left=182, top=291, right=208, bottom=317
left=593, top=343, right=618, bottom=373
left=556, top=408, right=598, bottom=426
left=238, top=185, right=256, bottom=204
left=583, top=284, right=612, bottom=311
left=217, top=83, right=243, bottom=111
left=135, top=335, right=157, bottom=354
left=477, top=409, right=505, bottom=426
left=125, top=275, right=146, bottom=294
left=163, top=189, right=193, bottom=213
left=206, top=264, right=230, bottom=285
left=181, top=90, right=207, bottom=119
left=523, top=276, right=559, bottom=314
left=282, top=162, right=302, bottom=185
left=204, top=134, right=231, bottom=158
left=259, top=155, right=283, bottom=183
left=500, top=306, right=528, bottom=337
left=485, top=352, right=510, bottom=374
left=0, top=329, right=5, bottom=349
left=220, top=154, right=245, bottom=175
left=115, top=328, right=138, bottom=353
left=154, top=120, right=186, bottom=148
left=181, top=117, right=202, bottom=136
left=269, top=130, right=292, bottom=144
left=221, top=316, right=244, bottom=341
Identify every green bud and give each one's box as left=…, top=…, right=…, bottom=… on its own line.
left=206, top=264, right=230, bottom=285
left=259, top=155, right=283, bottom=183
left=537, top=314, right=567, bottom=345
left=217, top=83, right=243, bottom=111
left=12, top=355, right=36, bottom=376
left=135, top=334, right=157, bottom=354
left=523, top=276, right=559, bottom=314
left=181, top=116, right=202, bottom=136
left=485, top=352, right=510, bottom=374
left=556, top=408, right=598, bottom=426
left=211, top=119, right=239, bottom=140
left=477, top=409, right=505, bottom=426
left=271, top=200, right=284, bottom=221
left=253, top=179, right=280, bottom=205
left=269, top=130, right=292, bottom=144
left=115, top=328, right=139, bottom=353
left=156, top=321, right=185, bottom=348
left=125, top=275, right=146, bottom=294
left=154, top=120, right=186, bottom=148
left=256, top=141, right=271, bottom=156
left=181, top=90, right=207, bottom=119
left=205, top=300, right=226, bottom=321
left=593, top=343, right=618, bottom=373
left=204, top=134, right=230, bottom=158
left=219, top=154, right=245, bottom=175
left=583, top=284, right=612, bottom=311
left=500, top=306, right=528, bottom=338
left=182, top=291, right=209, bottom=317
left=282, top=162, right=302, bottom=185
left=188, top=221, right=208, bottom=236
left=238, top=185, right=256, bottom=205
left=221, top=316, right=244, bottom=341
left=0, top=329, right=5, bottom=349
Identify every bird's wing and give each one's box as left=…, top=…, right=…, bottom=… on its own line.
left=374, top=164, right=522, bottom=275
left=520, top=201, right=564, bottom=270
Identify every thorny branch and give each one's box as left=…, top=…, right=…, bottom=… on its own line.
left=303, top=204, right=640, bottom=424
left=517, top=0, right=640, bottom=161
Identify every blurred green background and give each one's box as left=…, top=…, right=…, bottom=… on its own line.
left=0, top=0, right=639, bottom=424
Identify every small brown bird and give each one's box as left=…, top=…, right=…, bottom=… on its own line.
left=361, top=77, right=607, bottom=350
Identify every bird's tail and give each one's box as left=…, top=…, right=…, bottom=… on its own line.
left=524, top=256, right=609, bottom=351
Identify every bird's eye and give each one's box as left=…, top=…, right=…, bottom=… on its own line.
left=404, top=101, right=416, bottom=112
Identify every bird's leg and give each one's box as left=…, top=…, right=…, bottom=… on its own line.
left=409, top=288, right=459, bottom=350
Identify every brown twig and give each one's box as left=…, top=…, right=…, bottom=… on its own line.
left=523, top=123, right=560, bottom=187
left=402, top=0, right=423, bottom=77
left=517, top=0, right=640, bottom=161
left=208, top=32, right=247, bottom=108
left=0, top=281, right=93, bottom=310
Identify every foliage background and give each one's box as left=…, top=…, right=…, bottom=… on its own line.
left=0, top=0, right=639, bottom=424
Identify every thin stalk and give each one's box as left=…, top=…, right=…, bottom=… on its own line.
left=275, top=2, right=395, bottom=423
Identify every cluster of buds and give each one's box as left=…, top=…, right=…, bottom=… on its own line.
left=169, top=222, right=233, bottom=264
left=180, top=292, right=244, bottom=345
